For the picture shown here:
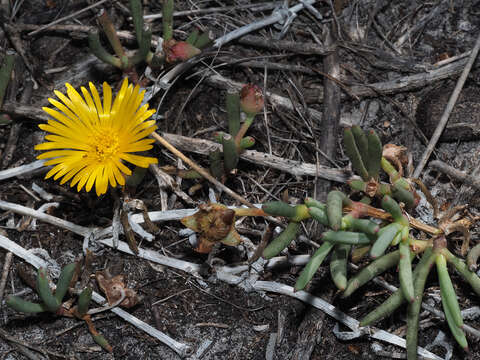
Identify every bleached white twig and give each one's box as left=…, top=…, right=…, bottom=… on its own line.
left=0, top=199, right=93, bottom=236
left=0, top=200, right=445, bottom=357
left=154, top=0, right=318, bottom=89
left=252, top=281, right=441, bottom=360
left=212, top=0, right=317, bottom=48
left=98, top=237, right=203, bottom=275
left=87, top=288, right=126, bottom=315
left=0, top=160, right=47, bottom=181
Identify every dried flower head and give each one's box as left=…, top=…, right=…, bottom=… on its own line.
left=35, top=78, right=158, bottom=196
left=240, top=84, right=264, bottom=116
left=181, top=203, right=242, bottom=253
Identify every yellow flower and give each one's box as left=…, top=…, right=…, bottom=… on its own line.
left=35, top=78, right=158, bottom=196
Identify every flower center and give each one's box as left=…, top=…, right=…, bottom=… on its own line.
left=90, top=128, right=119, bottom=163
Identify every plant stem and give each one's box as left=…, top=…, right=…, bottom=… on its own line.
left=97, top=10, right=126, bottom=64
left=151, top=132, right=255, bottom=208
left=234, top=114, right=255, bottom=147
left=162, top=0, right=174, bottom=42
left=0, top=52, right=15, bottom=107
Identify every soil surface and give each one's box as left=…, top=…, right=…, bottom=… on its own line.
left=1, top=1, right=480, bottom=360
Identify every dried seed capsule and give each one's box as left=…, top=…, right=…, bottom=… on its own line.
left=294, top=242, right=334, bottom=292
left=344, top=127, right=369, bottom=181
left=436, top=254, right=463, bottom=327
left=370, top=223, right=402, bottom=259
left=322, top=231, right=372, bottom=245
left=399, top=241, right=415, bottom=303
left=262, top=222, right=299, bottom=259
left=342, top=250, right=400, bottom=298
left=330, top=244, right=350, bottom=291
left=366, top=130, right=382, bottom=180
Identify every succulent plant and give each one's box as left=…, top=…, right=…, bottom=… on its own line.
left=6, top=264, right=112, bottom=353
left=258, top=126, right=480, bottom=359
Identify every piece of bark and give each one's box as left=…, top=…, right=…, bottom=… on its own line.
left=416, top=86, right=480, bottom=142
left=293, top=25, right=340, bottom=360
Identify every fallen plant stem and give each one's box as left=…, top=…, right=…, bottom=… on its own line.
left=413, top=31, right=480, bottom=178
left=430, top=160, right=480, bottom=191
left=151, top=132, right=255, bottom=208
left=343, top=203, right=441, bottom=235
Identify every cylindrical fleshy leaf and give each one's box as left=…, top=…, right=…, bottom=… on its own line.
left=262, top=222, right=299, bottom=259
left=399, top=241, right=415, bottom=303
left=6, top=296, right=46, bottom=314
left=370, top=223, right=402, bottom=259
left=436, top=254, right=463, bottom=327
left=77, top=287, right=93, bottom=317
left=381, top=195, right=408, bottom=226
left=322, top=231, right=372, bottom=245
left=366, top=130, right=382, bottom=179
left=295, top=242, right=334, bottom=292
left=37, top=268, right=60, bottom=313
left=330, top=244, right=350, bottom=291
left=344, top=127, right=369, bottom=181
left=55, top=263, right=77, bottom=303
left=406, top=248, right=436, bottom=359
left=222, top=134, right=239, bottom=172
left=226, top=91, right=240, bottom=136
left=326, top=190, right=347, bottom=231
left=342, top=250, right=400, bottom=298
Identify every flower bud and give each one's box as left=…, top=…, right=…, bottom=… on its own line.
left=240, top=84, right=264, bottom=116
left=164, top=39, right=201, bottom=63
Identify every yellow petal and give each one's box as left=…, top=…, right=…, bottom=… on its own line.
left=102, top=82, right=112, bottom=124
left=119, top=153, right=158, bottom=167
left=89, top=82, right=103, bottom=116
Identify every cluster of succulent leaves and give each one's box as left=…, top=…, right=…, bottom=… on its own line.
left=208, top=86, right=263, bottom=179
left=89, top=0, right=208, bottom=71
left=6, top=264, right=112, bottom=353
left=260, top=126, right=480, bottom=359
left=163, top=85, right=263, bottom=183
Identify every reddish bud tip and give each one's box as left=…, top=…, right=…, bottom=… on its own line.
left=164, top=40, right=201, bottom=63
left=240, top=84, right=264, bottom=116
